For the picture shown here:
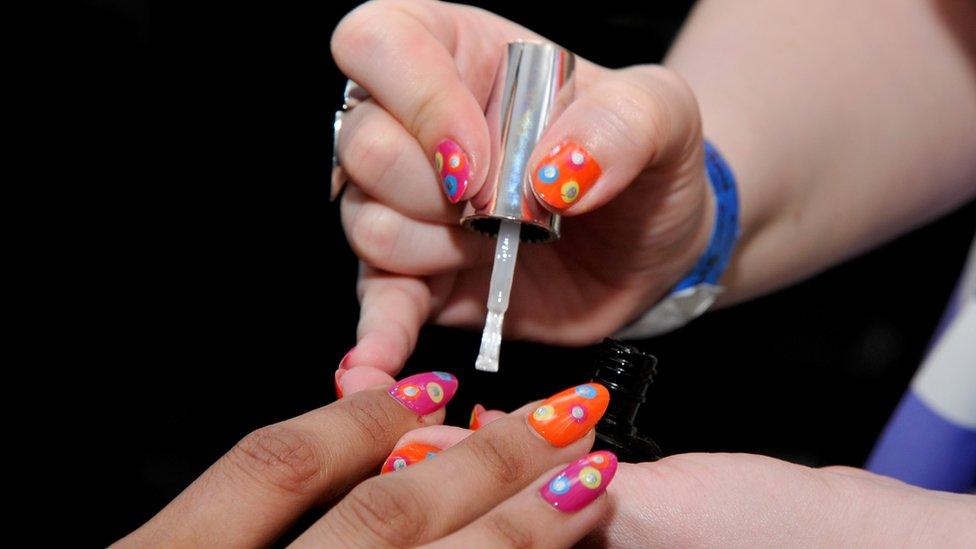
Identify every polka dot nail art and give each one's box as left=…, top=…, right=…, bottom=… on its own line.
left=539, top=451, right=618, bottom=512
left=531, top=140, right=601, bottom=211
left=388, top=371, right=458, bottom=416
left=434, top=139, right=470, bottom=203
left=380, top=442, right=441, bottom=474
left=528, top=383, right=609, bottom=447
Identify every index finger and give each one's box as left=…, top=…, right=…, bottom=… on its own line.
left=331, top=0, right=490, bottom=203
left=292, top=382, right=610, bottom=547
left=116, top=370, right=458, bottom=548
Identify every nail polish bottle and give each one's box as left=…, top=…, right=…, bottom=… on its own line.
left=590, top=338, right=663, bottom=463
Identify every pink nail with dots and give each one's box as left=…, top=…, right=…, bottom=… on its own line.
left=540, top=451, right=618, bottom=513
left=388, top=371, right=458, bottom=416
left=434, top=139, right=469, bottom=203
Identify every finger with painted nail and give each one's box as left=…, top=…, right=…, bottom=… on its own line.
left=469, top=403, right=506, bottom=430
left=117, top=368, right=457, bottom=548
left=529, top=65, right=702, bottom=214
left=423, top=452, right=618, bottom=548
left=331, top=2, right=492, bottom=206
left=292, top=382, right=610, bottom=547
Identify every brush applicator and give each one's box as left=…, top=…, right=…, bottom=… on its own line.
left=463, top=41, right=575, bottom=372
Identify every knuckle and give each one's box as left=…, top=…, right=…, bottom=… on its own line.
left=331, top=1, right=390, bottom=61
left=404, top=83, right=453, bottom=139
left=348, top=202, right=401, bottom=267
left=335, top=477, right=430, bottom=546
left=342, top=113, right=404, bottom=195
left=228, top=425, right=322, bottom=495
left=480, top=513, right=534, bottom=549
left=599, top=79, right=670, bottom=155
left=466, top=432, right=529, bottom=486
left=331, top=0, right=432, bottom=73
left=342, top=392, right=402, bottom=447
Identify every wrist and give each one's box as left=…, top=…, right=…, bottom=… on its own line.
left=615, top=139, right=738, bottom=339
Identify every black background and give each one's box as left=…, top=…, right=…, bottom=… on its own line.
left=52, top=0, right=974, bottom=545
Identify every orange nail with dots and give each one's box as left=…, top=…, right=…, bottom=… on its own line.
left=528, top=383, right=609, bottom=447
left=531, top=140, right=601, bottom=211
left=380, top=442, right=441, bottom=474
left=469, top=403, right=485, bottom=430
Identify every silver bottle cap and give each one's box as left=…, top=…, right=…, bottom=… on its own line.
left=461, top=41, right=575, bottom=242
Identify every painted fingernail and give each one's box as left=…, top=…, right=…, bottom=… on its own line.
left=531, top=140, right=601, bottom=211
left=389, top=371, right=458, bottom=415
left=540, top=451, right=617, bottom=512
left=469, top=403, right=485, bottom=430
left=381, top=442, right=442, bottom=474
left=528, top=383, right=609, bottom=447
left=334, top=368, right=346, bottom=399
left=434, top=139, right=469, bottom=203
left=338, top=347, right=355, bottom=370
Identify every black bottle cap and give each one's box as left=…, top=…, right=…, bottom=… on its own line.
left=591, top=338, right=662, bottom=463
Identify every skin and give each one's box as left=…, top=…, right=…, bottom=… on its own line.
left=400, top=422, right=976, bottom=548
left=668, top=0, right=976, bottom=305
left=119, top=365, right=975, bottom=547
left=327, top=0, right=976, bottom=545
left=116, top=367, right=610, bottom=547
left=334, top=0, right=976, bottom=373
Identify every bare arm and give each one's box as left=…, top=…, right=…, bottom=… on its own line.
left=666, top=0, right=976, bottom=304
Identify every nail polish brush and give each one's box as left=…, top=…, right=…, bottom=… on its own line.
left=462, top=41, right=576, bottom=372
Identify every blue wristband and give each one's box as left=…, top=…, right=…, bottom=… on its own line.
left=672, top=140, right=740, bottom=292
left=614, top=139, right=740, bottom=339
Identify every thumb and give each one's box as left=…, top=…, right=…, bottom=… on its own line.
left=529, top=65, right=702, bottom=214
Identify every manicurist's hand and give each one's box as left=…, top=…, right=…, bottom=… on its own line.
left=116, top=368, right=619, bottom=548
left=410, top=411, right=976, bottom=547
left=332, top=0, right=714, bottom=373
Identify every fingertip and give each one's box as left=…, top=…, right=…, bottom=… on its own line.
left=395, top=424, right=474, bottom=452
left=338, top=365, right=395, bottom=397
left=347, top=333, right=408, bottom=375
left=478, top=409, right=506, bottom=427
left=528, top=139, right=603, bottom=215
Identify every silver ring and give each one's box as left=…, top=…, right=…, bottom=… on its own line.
left=331, top=80, right=370, bottom=201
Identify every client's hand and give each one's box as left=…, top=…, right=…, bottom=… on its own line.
left=422, top=408, right=976, bottom=547
left=116, top=369, right=617, bottom=547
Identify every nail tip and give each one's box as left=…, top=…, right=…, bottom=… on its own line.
left=381, top=442, right=442, bottom=474
left=528, top=383, right=611, bottom=447
left=389, top=371, right=458, bottom=415
left=540, top=451, right=618, bottom=512
left=530, top=139, right=599, bottom=211
left=334, top=368, right=345, bottom=399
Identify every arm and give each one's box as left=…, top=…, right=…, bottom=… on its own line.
left=666, top=0, right=976, bottom=304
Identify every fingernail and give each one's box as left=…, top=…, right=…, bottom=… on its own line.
left=389, top=371, right=458, bottom=416
left=434, top=139, right=470, bottom=203
left=540, top=451, right=617, bottom=512
left=334, top=368, right=346, bottom=399
left=531, top=140, right=601, bottom=211
left=528, top=383, right=609, bottom=447
left=380, top=442, right=442, bottom=474
left=469, top=403, right=485, bottom=430
left=338, top=347, right=355, bottom=370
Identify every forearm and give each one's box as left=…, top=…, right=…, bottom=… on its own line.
left=666, top=0, right=976, bottom=304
